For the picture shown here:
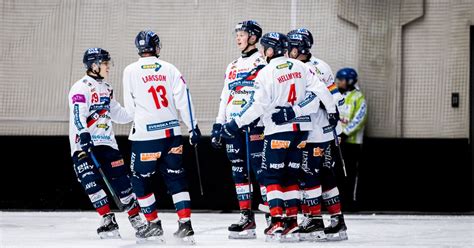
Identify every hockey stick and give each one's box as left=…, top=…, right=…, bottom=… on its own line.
left=186, top=87, right=204, bottom=196
left=244, top=126, right=253, bottom=209
left=89, top=152, right=124, bottom=211
left=332, top=130, right=348, bottom=177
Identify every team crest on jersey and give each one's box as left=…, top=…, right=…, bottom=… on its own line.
left=141, top=62, right=162, bottom=72
left=271, top=140, right=291, bottom=149
left=313, top=147, right=324, bottom=157
left=140, top=152, right=161, bottom=161
left=276, top=61, right=294, bottom=70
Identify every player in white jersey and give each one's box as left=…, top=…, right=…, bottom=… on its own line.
left=68, top=48, right=144, bottom=239
left=211, top=20, right=267, bottom=239
left=221, top=32, right=336, bottom=242
left=122, top=30, right=200, bottom=244
left=271, top=29, right=348, bottom=241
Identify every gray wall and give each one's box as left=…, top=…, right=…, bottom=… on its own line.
left=0, top=0, right=472, bottom=138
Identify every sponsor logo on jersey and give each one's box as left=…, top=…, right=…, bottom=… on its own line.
left=140, top=152, right=161, bottom=162
left=141, top=74, right=167, bottom=84
left=230, top=159, right=244, bottom=163
left=111, top=159, right=124, bottom=168
left=249, top=134, right=264, bottom=141
left=71, top=94, right=86, bottom=103
left=231, top=89, right=253, bottom=96
left=226, top=144, right=240, bottom=154
left=166, top=168, right=183, bottom=174
left=228, top=80, right=254, bottom=90
left=85, top=182, right=97, bottom=190
left=271, top=140, right=290, bottom=149
left=313, top=147, right=324, bottom=157
left=276, top=61, right=294, bottom=70
left=141, top=62, right=162, bottom=71
left=146, top=120, right=180, bottom=132
left=89, top=104, right=110, bottom=111
left=168, top=145, right=183, bottom=155
left=96, top=123, right=110, bottom=130
left=269, top=162, right=285, bottom=169
left=76, top=162, right=92, bottom=174
left=100, top=96, right=110, bottom=104
left=297, top=141, right=307, bottom=149
left=232, top=166, right=243, bottom=173
left=73, top=104, right=84, bottom=131
left=232, top=99, right=247, bottom=107
left=322, top=125, right=333, bottom=134
left=277, top=71, right=301, bottom=83
left=288, top=162, right=300, bottom=169
left=91, top=134, right=111, bottom=141
left=293, top=116, right=311, bottom=123
left=250, top=152, right=263, bottom=158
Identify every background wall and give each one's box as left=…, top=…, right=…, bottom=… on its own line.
left=1, top=0, right=472, bottom=138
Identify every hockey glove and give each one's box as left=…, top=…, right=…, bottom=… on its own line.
left=328, top=111, right=340, bottom=128
left=220, top=120, right=239, bottom=139
left=271, top=106, right=296, bottom=125
left=79, top=132, right=94, bottom=153
left=211, top=123, right=223, bottom=149
left=189, top=125, right=201, bottom=146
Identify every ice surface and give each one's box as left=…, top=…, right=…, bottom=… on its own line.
left=0, top=211, right=473, bottom=247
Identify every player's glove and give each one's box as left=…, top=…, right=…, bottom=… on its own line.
left=79, top=132, right=94, bottom=153
left=189, top=125, right=201, bottom=146
left=328, top=112, right=339, bottom=128
left=221, top=120, right=239, bottom=139
left=211, top=123, right=223, bottom=149
left=272, top=106, right=296, bottom=125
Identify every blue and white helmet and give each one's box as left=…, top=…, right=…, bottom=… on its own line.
left=82, top=47, right=111, bottom=70
left=135, top=30, right=161, bottom=55
left=288, top=28, right=314, bottom=47
left=260, top=32, right=288, bottom=55
left=287, top=33, right=312, bottom=55
left=235, top=20, right=263, bottom=41
left=336, top=67, right=358, bottom=86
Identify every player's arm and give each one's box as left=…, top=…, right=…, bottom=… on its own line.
left=216, top=71, right=230, bottom=125
left=69, top=84, right=90, bottom=134
left=122, top=66, right=136, bottom=119
left=109, top=88, right=133, bottom=124
left=305, top=67, right=336, bottom=114
left=234, top=74, right=270, bottom=128
left=344, top=93, right=367, bottom=135
left=172, top=71, right=197, bottom=131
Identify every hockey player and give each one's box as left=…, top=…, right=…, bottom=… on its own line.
left=336, top=67, right=367, bottom=211
left=68, top=48, right=144, bottom=239
left=221, top=32, right=336, bottom=242
left=122, top=30, right=200, bottom=244
left=211, top=20, right=267, bottom=239
left=271, top=29, right=348, bottom=241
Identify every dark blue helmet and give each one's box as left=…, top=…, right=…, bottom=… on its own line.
left=235, top=20, right=263, bottom=41
left=288, top=28, right=314, bottom=47
left=135, top=30, right=161, bottom=55
left=287, top=33, right=311, bottom=55
left=260, top=32, right=288, bottom=55
left=336, top=68, right=358, bottom=86
left=83, top=48, right=111, bottom=70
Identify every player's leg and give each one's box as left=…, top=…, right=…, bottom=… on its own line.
left=129, top=139, right=164, bottom=243
left=159, top=136, right=194, bottom=244
left=262, top=132, right=290, bottom=241
left=71, top=151, right=119, bottom=239
left=321, top=140, right=348, bottom=241
left=225, top=132, right=257, bottom=239
left=298, top=141, right=328, bottom=241
left=93, top=146, right=144, bottom=231
left=248, top=126, right=269, bottom=214
left=280, top=133, right=307, bottom=242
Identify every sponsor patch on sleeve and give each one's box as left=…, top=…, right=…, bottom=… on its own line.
left=72, top=94, right=86, bottom=103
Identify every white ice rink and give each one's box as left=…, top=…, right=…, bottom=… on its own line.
left=0, top=211, right=473, bottom=248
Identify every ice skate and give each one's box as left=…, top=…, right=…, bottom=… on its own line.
left=135, top=220, right=165, bottom=244
left=264, top=216, right=284, bottom=242
left=97, top=213, right=121, bottom=239
left=174, top=219, right=196, bottom=245
left=324, top=214, right=348, bottom=241
left=128, top=213, right=146, bottom=232
left=280, top=217, right=300, bottom=242
left=299, top=215, right=326, bottom=241
left=228, top=210, right=256, bottom=239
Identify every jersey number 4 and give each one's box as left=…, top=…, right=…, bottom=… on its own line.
left=148, top=85, right=169, bottom=109
left=287, top=83, right=297, bottom=105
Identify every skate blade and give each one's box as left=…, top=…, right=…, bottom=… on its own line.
left=99, top=230, right=121, bottom=239
left=280, top=233, right=300, bottom=243
left=326, top=231, right=348, bottom=241
left=136, top=235, right=166, bottom=244
left=302, top=230, right=326, bottom=242
left=228, top=229, right=256, bottom=239
left=175, top=235, right=196, bottom=245
left=265, top=233, right=282, bottom=242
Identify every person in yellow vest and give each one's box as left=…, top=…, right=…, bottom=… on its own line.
left=335, top=68, right=367, bottom=210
